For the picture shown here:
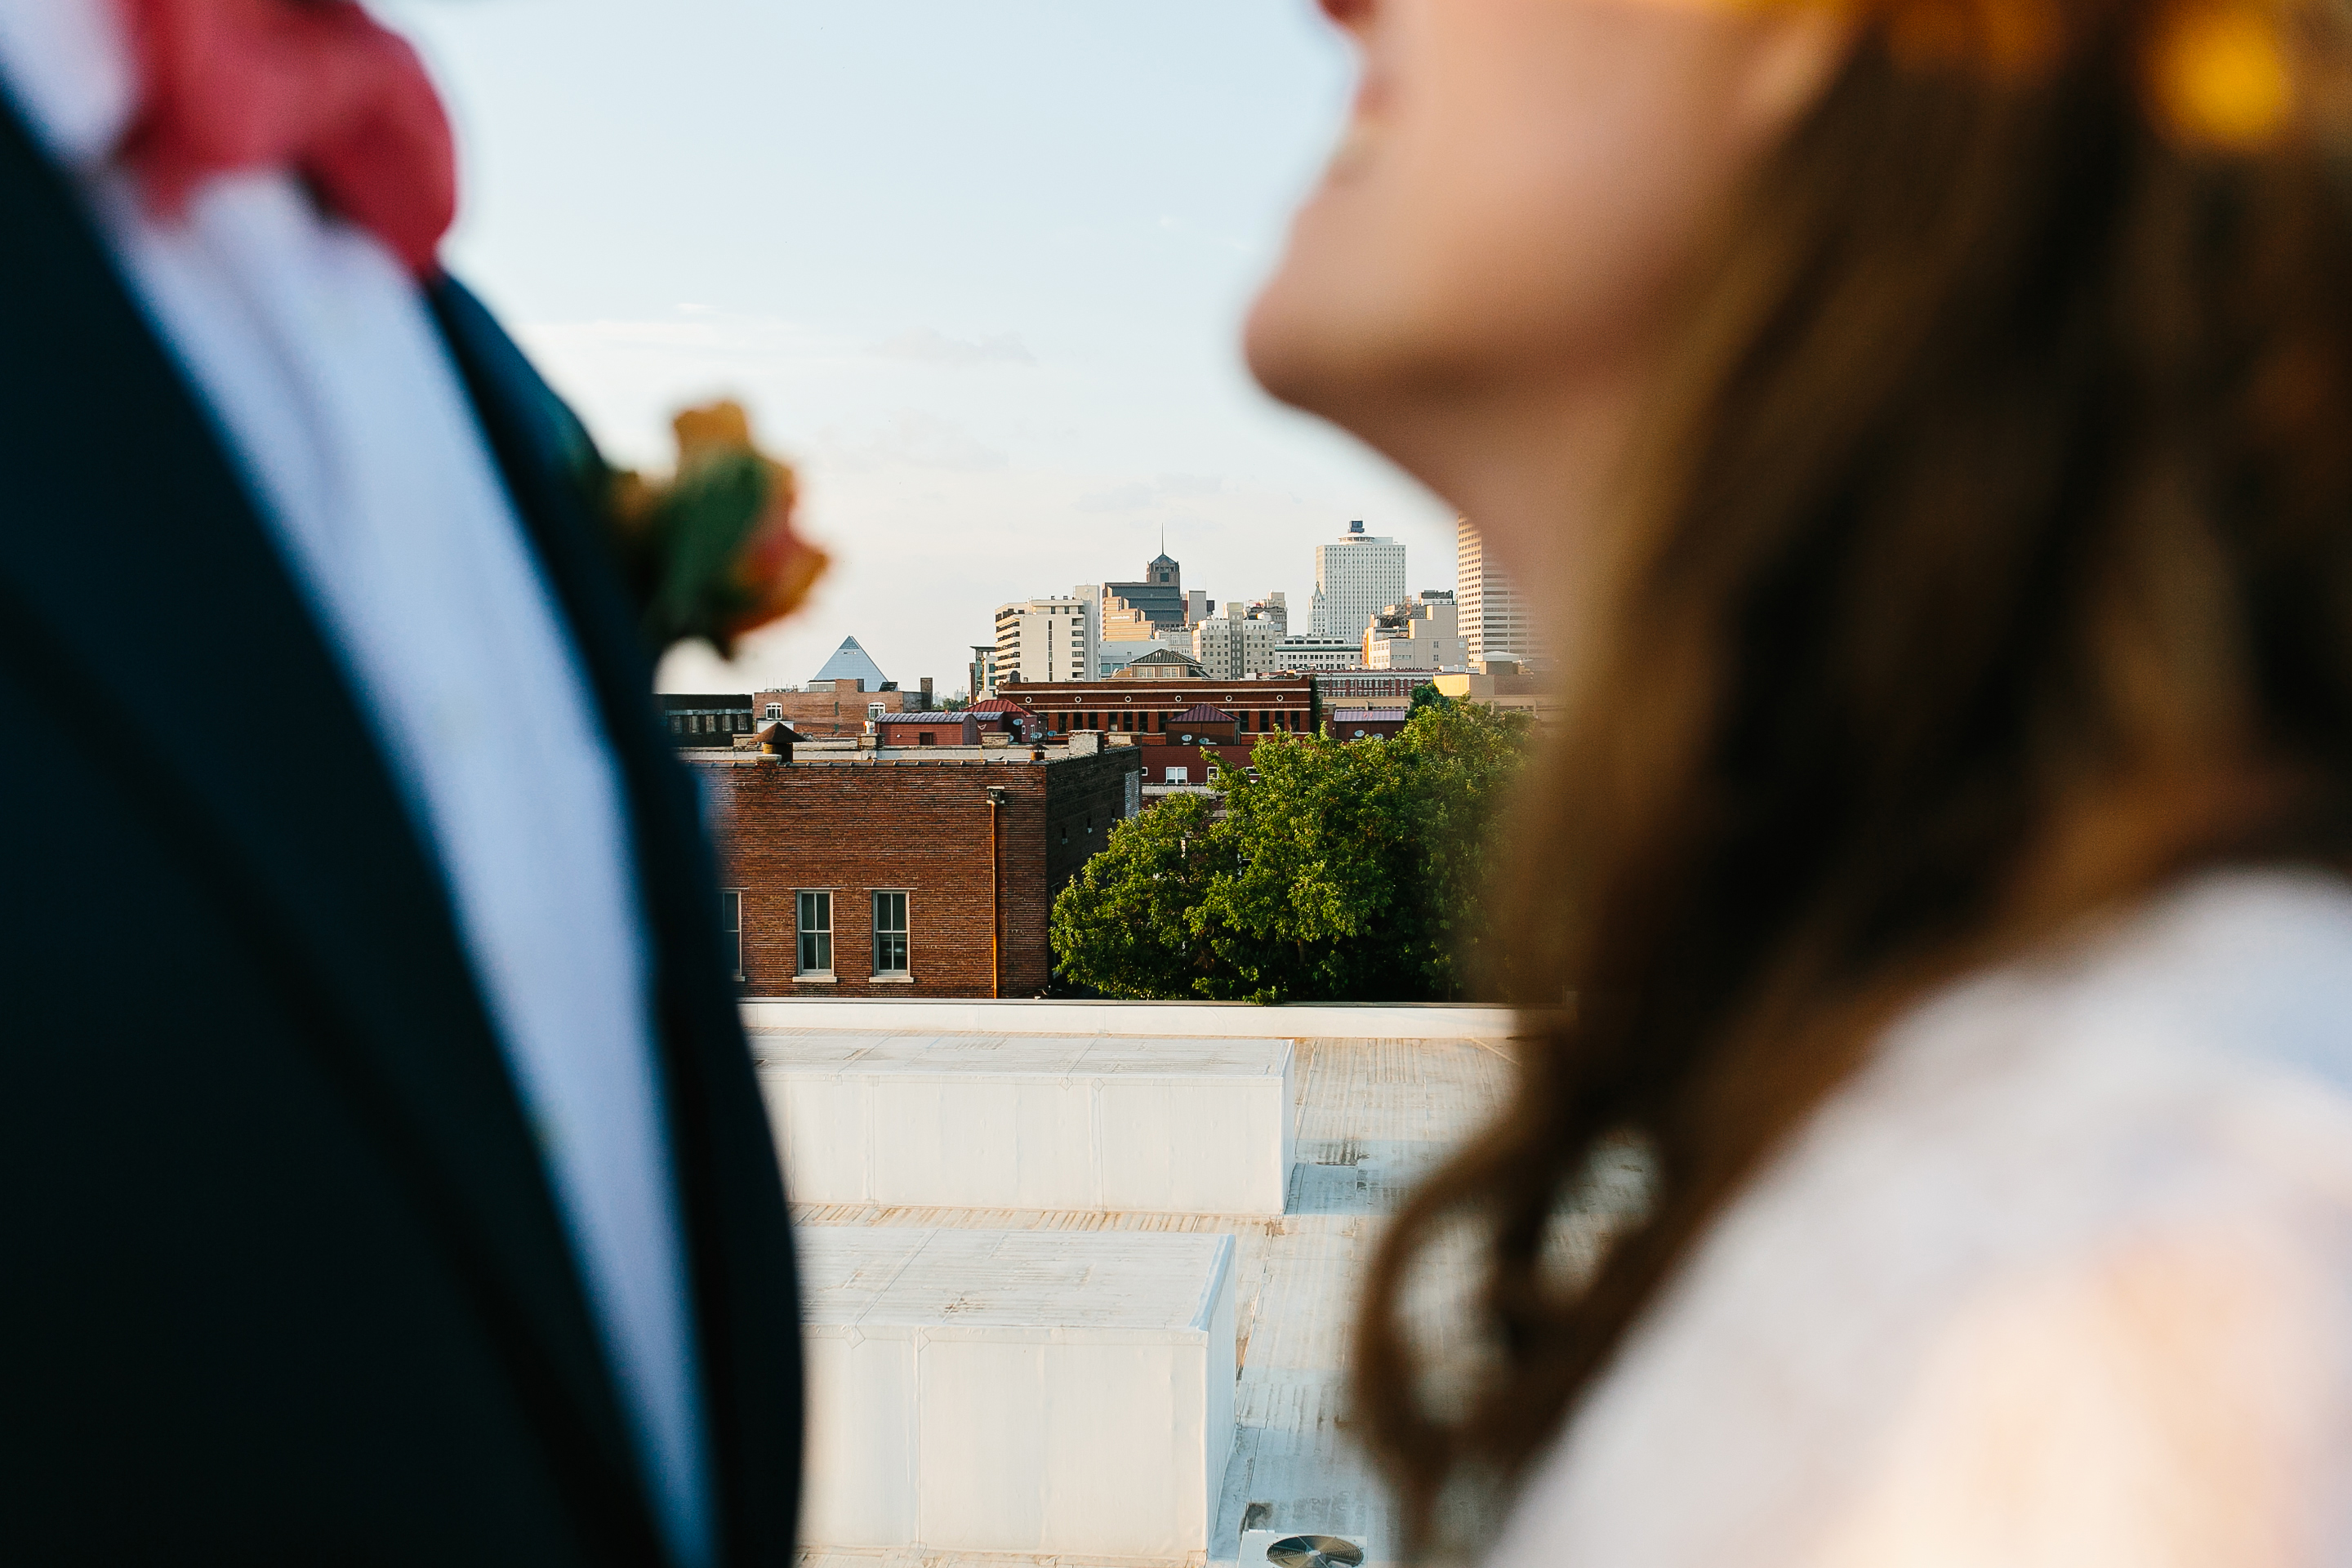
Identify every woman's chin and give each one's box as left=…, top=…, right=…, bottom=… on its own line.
left=1244, top=270, right=1395, bottom=430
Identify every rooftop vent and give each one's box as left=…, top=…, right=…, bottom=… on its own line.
left=1250, top=1534, right=1366, bottom=1568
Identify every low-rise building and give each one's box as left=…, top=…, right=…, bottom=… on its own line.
left=663, top=693, right=755, bottom=746
left=697, top=742, right=1145, bottom=997
left=1271, top=635, right=1363, bottom=672
left=1327, top=707, right=1410, bottom=741
left=751, top=679, right=913, bottom=739
left=1316, top=670, right=1423, bottom=710
left=875, top=711, right=984, bottom=748
left=1430, top=659, right=1557, bottom=720
left=1095, top=637, right=1192, bottom=678
left=1362, top=590, right=1469, bottom=670
left=966, top=697, right=1045, bottom=742
left=997, top=674, right=1317, bottom=742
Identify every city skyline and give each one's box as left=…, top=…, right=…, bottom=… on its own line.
left=378, top=0, right=1460, bottom=698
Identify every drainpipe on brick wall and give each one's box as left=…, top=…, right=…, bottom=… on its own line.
left=986, top=785, right=1010, bottom=997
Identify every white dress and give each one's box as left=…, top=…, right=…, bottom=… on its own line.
left=1488, top=867, right=2352, bottom=1568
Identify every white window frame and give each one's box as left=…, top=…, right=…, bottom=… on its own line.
left=795, top=889, right=835, bottom=978
left=871, top=890, right=911, bottom=978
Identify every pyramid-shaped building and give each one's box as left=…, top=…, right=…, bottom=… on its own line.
left=807, top=635, right=890, bottom=692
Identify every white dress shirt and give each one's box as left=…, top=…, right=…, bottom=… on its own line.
left=1491, top=868, right=2352, bottom=1568
left=0, top=7, right=711, bottom=1563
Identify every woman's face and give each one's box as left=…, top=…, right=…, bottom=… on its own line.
left=1248, top=0, right=1843, bottom=578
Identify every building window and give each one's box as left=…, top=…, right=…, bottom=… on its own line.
left=872, top=892, right=910, bottom=976
left=917, top=733, right=936, bottom=746
left=720, top=890, right=744, bottom=981
left=764, top=703, right=782, bottom=719
left=1166, top=766, right=1189, bottom=783
left=796, top=891, right=833, bottom=976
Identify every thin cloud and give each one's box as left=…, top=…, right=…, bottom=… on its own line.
left=871, top=327, right=1037, bottom=368
left=817, top=411, right=1009, bottom=474
left=1077, top=473, right=1225, bottom=513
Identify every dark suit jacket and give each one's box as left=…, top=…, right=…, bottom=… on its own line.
left=0, top=91, right=801, bottom=1566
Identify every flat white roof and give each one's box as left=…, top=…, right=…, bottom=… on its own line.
left=746, top=997, right=1538, bottom=1041
left=760, top=1031, right=1293, bottom=1081
left=800, top=1227, right=1236, bottom=1335
left=784, top=1019, right=1517, bottom=1568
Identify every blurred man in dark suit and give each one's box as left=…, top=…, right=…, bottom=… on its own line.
left=0, top=2, right=800, bottom=1561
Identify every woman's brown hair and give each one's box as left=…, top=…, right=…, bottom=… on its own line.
left=1356, top=0, right=2352, bottom=1548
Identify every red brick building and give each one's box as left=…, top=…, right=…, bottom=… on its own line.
left=874, top=711, right=982, bottom=747
left=693, top=746, right=1144, bottom=997
left=751, top=679, right=919, bottom=739
left=1328, top=706, right=1410, bottom=741
left=1001, top=675, right=1316, bottom=739
left=966, top=697, right=1045, bottom=742
left=1132, top=744, right=1256, bottom=786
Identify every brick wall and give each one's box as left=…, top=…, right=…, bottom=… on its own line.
left=1045, top=749, right=1142, bottom=889
left=1120, top=742, right=1260, bottom=784
left=697, top=748, right=1142, bottom=998
left=751, top=685, right=908, bottom=738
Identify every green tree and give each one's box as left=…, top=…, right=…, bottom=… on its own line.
left=1047, top=791, right=1230, bottom=999
left=1050, top=702, right=1530, bottom=1001
left=1409, top=681, right=1454, bottom=713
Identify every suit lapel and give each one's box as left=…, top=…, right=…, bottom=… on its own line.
left=432, top=281, right=808, bottom=1567
left=0, top=98, right=664, bottom=1562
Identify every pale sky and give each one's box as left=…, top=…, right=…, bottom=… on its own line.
left=379, top=0, right=1460, bottom=698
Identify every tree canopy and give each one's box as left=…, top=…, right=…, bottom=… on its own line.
left=1049, top=701, right=1531, bottom=1002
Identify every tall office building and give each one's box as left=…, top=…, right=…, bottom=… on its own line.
left=1455, top=516, right=1539, bottom=663
left=1069, top=585, right=1103, bottom=676
left=1191, top=604, right=1282, bottom=679
left=1101, top=552, right=1189, bottom=635
left=1308, top=521, right=1407, bottom=642
left=993, top=595, right=1091, bottom=685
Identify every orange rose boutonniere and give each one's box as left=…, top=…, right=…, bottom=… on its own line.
left=604, top=400, right=829, bottom=659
